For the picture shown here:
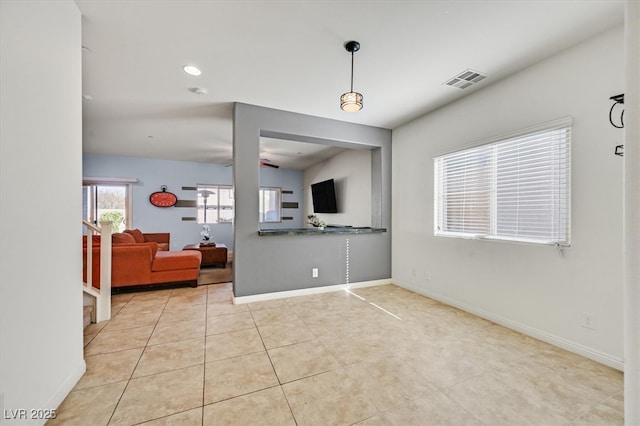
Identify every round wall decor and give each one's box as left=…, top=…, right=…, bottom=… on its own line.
left=149, top=186, right=177, bottom=207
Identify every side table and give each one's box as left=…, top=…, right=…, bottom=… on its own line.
left=183, top=243, right=228, bottom=268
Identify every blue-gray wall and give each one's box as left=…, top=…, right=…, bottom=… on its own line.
left=233, top=103, right=392, bottom=297
left=83, top=153, right=304, bottom=251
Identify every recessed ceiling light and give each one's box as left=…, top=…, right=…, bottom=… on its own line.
left=183, top=65, right=201, bottom=76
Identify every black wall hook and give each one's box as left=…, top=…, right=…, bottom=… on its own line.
left=609, top=93, right=624, bottom=129
left=609, top=94, right=624, bottom=157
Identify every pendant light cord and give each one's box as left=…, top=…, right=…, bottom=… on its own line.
left=350, top=51, right=355, bottom=92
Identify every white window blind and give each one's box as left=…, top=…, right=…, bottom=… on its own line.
left=434, top=120, right=571, bottom=245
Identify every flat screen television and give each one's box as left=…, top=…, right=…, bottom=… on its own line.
left=311, top=179, right=337, bottom=213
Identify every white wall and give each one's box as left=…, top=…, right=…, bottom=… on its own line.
left=392, top=27, right=625, bottom=368
left=0, top=1, right=84, bottom=423
left=304, top=149, right=372, bottom=227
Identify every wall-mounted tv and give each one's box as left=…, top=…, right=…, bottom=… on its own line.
left=311, top=179, right=337, bottom=213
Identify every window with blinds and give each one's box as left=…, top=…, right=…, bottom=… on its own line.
left=434, top=119, right=571, bottom=245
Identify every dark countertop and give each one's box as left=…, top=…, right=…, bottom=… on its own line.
left=258, top=227, right=387, bottom=236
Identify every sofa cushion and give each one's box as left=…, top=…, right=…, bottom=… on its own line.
left=152, top=251, right=201, bottom=272
left=124, top=228, right=145, bottom=243
left=113, top=232, right=136, bottom=244
left=139, top=242, right=159, bottom=259
left=113, top=242, right=159, bottom=259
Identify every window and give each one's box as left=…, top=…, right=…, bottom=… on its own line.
left=197, top=185, right=233, bottom=224
left=259, top=187, right=282, bottom=223
left=83, top=180, right=133, bottom=234
left=434, top=119, right=571, bottom=245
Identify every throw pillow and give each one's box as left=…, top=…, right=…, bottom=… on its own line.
left=124, top=228, right=145, bottom=243
left=112, top=232, right=136, bottom=244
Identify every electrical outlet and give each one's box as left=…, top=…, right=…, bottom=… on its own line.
left=312, top=268, right=318, bottom=278
left=581, top=312, right=596, bottom=330
left=425, top=272, right=431, bottom=281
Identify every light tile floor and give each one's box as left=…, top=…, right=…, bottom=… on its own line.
left=51, top=283, right=624, bottom=425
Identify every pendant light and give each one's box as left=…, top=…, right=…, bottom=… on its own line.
left=340, top=41, right=363, bottom=112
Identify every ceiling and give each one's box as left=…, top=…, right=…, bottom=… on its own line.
left=77, top=0, right=624, bottom=169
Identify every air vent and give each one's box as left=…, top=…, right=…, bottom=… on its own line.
left=444, top=69, right=487, bottom=89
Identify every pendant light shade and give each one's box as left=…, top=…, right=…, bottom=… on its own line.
left=340, top=92, right=363, bottom=112
left=340, top=41, right=363, bottom=112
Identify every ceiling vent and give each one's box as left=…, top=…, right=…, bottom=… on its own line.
left=443, top=69, right=487, bottom=89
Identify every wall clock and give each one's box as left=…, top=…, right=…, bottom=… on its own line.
left=149, top=186, right=177, bottom=207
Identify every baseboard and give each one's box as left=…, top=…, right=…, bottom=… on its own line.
left=40, top=360, right=86, bottom=424
left=393, top=279, right=624, bottom=371
left=233, top=278, right=391, bottom=305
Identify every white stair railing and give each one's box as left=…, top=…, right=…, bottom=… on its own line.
left=83, top=220, right=112, bottom=322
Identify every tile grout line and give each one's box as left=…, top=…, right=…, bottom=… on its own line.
left=103, top=290, right=173, bottom=425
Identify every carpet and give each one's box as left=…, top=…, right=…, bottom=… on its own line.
left=198, top=264, right=232, bottom=285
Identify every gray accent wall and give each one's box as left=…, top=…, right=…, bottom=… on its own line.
left=233, top=103, right=392, bottom=297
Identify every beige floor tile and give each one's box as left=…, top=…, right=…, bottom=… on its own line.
left=570, top=392, right=624, bottom=425
left=206, top=311, right=255, bottom=335
left=344, top=358, right=437, bottom=411
left=111, top=302, right=126, bottom=316
left=138, top=407, right=203, bottom=425
left=46, top=381, right=126, bottom=426
left=394, top=348, right=486, bottom=390
left=207, top=285, right=234, bottom=303
left=247, top=298, right=289, bottom=311
left=158, top=303, right=207, bottom=324
left=165, top=291, right=208, bottom=307
left=490, top=355, right=612, bottom=420
left=84, top=319, right=109, bottom=336
left=203, top=386, right=295, bottom=426
left=206, top=282, right=232, bottom=293
left=133, top=337, right=205, bottom=378
left=172, top=285, right=208, bottom=296
left=257, top=318, right=314, bottom=349
left=61, top=284, right=624, bottom=426
left=250, top=306, right=300, bottom=327
left=83, top=332, right=97, bottom=347
left=204, top=352, right=279, bottom=404
left=207, top=301, right=249, bottom=317
left=289, top=299, right=334, bottom=317
left=530, top=349, right=624, bottom=396
left=319, top=334, right=392, bottom=366
left=357, top=391, right=482, bottom=426
left=111, top=293, right=135, bottom=304
left=114, top=301, right=165, bottom=315
left=120, top=298, right=168, bottom=312
left=103, top=306, right=163, bottom=331
left=109, top=365, right=204, bottom=425
left=84, top=325, right=154, bottom=356
left=75, top=348, right=143, bottom=390
left=282, top=369, right=378, bottom=426
left=148, top=318, right=206, bottom=346
left=205, top=328, right=264, bottom=361
left=128, top=290, right=172, bottom=303
left=267, top=340, right=340, bottom=383
left=445, top=372, right=568, bottom=426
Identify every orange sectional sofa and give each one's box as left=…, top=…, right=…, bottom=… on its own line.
left=83, top=230, right=201, bottom=291
left=122, top=228, right=170, bottom=251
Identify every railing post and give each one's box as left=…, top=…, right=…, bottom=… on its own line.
left=96, top=220, right=112, bottom=322
left=86, top=227, right=94, bottom=288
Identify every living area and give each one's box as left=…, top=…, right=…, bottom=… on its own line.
left=3, top=1, right=639, bottom=425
